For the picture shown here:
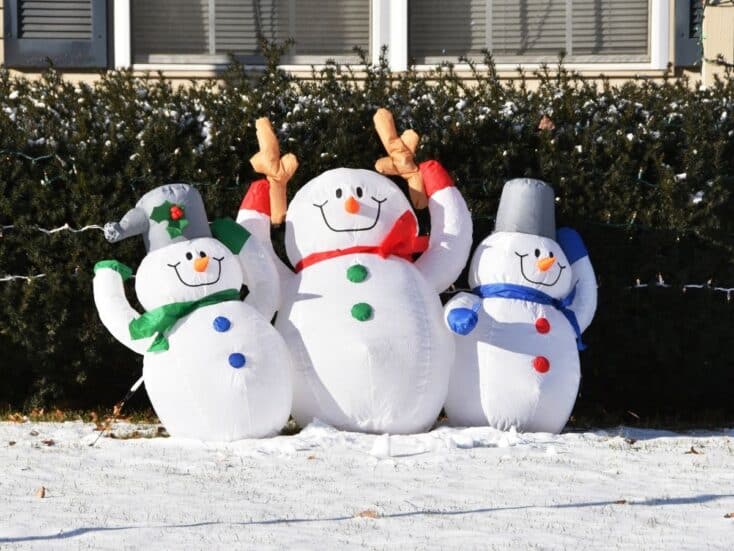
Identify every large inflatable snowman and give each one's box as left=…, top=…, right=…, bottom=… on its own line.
left=444, top=178, right=597, bottom=433
left=237, top=112, right=473, bottom=434
left=93, top=183, right=292, bottom=441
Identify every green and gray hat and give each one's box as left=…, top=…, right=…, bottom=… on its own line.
left=104, top=183, right=212, bottom=251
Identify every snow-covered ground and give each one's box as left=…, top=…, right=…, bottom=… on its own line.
left=1, top=421, right=732, bottom=549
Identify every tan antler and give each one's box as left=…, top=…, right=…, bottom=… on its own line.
left=373, top=108, right=428, bottom=210
left=249, top=117, right=298, bottom=224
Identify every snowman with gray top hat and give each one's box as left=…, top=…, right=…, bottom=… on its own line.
left=93, top=183, right=292, bottom=441
left=444, top=178, right=597, bottom=434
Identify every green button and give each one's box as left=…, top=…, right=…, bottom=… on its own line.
left=347, top=264, right=369, bottom=283
left=351, top=302, right=373, bottom=321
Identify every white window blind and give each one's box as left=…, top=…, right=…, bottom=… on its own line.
left=409, top=0, right=650, bottom=64
left=132, top=0, right=371, bottom=64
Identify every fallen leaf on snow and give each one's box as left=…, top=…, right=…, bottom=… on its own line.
left=35, top=486, right=46, bottom=498
left=29, top=430, right=39, bottom=437
left=41, top=439, right=55, bottom=446
left=307, top=455, right=316, bottom=460
left=684, top=446, right=703, bottom=455
left=614, top=500, right=627, bottom=505
left=724, top=512, right=734, bottom=518
left=355, top=509, right=380, bottom=519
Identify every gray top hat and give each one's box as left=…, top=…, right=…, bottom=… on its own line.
left=494, top=178, right=556, bottom=239
left=104, top=183, right=212, bottom=251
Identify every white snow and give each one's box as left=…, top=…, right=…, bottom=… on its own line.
left=1, top=421, right=733, bottom=549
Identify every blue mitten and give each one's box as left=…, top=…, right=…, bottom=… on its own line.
left=556, top=227, right=589, bottom=264
left=447, top=307, right=479, bottom=335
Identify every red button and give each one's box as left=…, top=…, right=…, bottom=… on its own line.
left=533, top=356, right=550, bottom=373
left=535, top=317, right=551, bottom=334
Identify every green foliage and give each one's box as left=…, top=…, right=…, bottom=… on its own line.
left=1, top=46, right=733, bottom=422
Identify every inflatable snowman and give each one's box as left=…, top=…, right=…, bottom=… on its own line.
left=93, top=183, right=292, bottom=441
left=237, top=112, right=473, bottom=434
left=444, top=178, right=597, bottom=433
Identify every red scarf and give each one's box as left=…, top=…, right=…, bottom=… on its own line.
left=294, top=211, right=429, bottom=272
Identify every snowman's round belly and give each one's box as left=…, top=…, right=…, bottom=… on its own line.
left=449, top=298, right=580, bottom=433
left=142, top=301, right=291, bottom=441
left=278, top=255, right=453, bottom=434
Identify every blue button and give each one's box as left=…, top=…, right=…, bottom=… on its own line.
left=213, top=316, right=231, bottom=332
left=228, top=353, right=246, bottom=368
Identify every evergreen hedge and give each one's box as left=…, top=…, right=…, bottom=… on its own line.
left=1, top=46, right=733, bottom=423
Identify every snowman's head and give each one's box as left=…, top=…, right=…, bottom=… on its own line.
left=469, top=232, right=573, bottom=299
left=135, top=237, right=243, bottom=310
left=284, top=168, right=413, bottom=266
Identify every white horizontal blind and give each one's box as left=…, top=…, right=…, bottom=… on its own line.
left=409, top=0, right=650, bottom=63
left=132, top=0, right=370, bottom=63
left=214, top=0, right=278, bottom=56
left=19, top=0, right=92, bottom=39
left=277, top=0, right=370, bottom=58
left=132, top=0, right=210, bottom=57
left=572, top=0, right=649, bottom=57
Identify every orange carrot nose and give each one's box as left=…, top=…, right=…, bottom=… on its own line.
left=194, top=256, right=210, bottom=272
left=537, top=257, right=556, bottom=272
left=344, top=196, right=360, bottom=214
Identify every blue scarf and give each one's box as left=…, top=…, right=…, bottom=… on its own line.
left=472, top=283, right=586, bottom=351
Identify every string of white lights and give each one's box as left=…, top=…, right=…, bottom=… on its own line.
left=631, top=274, right=734, bottom=300
left=0, top=274, right=46, bottom=283
left=1, top=223, right=104, bottom=235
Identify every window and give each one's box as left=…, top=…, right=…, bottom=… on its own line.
left=3, top=0, right=108, bottom=68
left=408, top=0, right=650, bottom=64
left=131, top=0, right=371, bottom=65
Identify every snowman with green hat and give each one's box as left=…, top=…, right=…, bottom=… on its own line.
left=93, top=183, right=292, bottom=441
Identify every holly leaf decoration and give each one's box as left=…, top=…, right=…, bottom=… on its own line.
left=150, top=200, right=189, bottom=238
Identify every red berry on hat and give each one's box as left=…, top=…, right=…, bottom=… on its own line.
left=170, top=205, right=184, bottom=221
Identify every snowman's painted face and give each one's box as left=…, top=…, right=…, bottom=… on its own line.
left=135, top=238, right=243, bottom=311
left=469, top=232, right=573, bottom=299
left=285, top=168, right=413, bottom=265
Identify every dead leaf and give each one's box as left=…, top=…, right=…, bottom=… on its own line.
left=35, top=486, right=46, bottom=498
left=41, top=439, right=55, bottom=447
left=724, top=512, right=734, bottom=518
left=29, top=430, right=39, bottom=437
left=8, top=441, right=16, bottom=446
left=625, top=438, right=637, bottom=446
left=355, top=509, right=380, bottom=519
left=614, top=499, right=627, bottom=505
left=538, top=115, right=555, bottom=131
left=53, top=409, right=65, bottom=421
left=307, top=455, right=316, bottom=460
left=685, top=446, right=703, bottom=455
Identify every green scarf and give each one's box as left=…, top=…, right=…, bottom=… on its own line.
left=129, top=289, right=241, bottom=352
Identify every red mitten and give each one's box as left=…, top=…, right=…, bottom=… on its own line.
left=239, top=178, right=271, bottom=216
left=419, top=160, right=454, bottom=197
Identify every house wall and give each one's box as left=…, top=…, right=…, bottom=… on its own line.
left=0, top=0, right=716, bottom=87
left=703, top=5, right=734, bottom=86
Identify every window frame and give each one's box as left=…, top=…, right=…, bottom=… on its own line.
left=113, top=0, right=671, bottom=73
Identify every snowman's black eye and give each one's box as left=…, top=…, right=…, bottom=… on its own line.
left=185, top=252, right=193, bottom=260
left=336, top=188, right=343, bottom=199
left=549, top=251, right=554, bottom=258
left=534, top=249, right=541, bottom=258
left=356, top=186, right=363, bottom=198
left=199, top=251, right=207, bottom=258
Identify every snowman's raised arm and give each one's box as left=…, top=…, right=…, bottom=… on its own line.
left=236, top=179, right=294, bottom=287
left=557, top=228, right=597, bottom=333
left=92, top=261, right=152, bottom=355
left=412, top=161, right=473, bottom=293
left=372, top=109, right=472, bottom=293
left=211, top=218, right=281, bottom=321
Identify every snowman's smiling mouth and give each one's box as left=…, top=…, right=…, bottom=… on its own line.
left=167, top=257, right=225, bottom=287
left=515, top=252, right=565, bottom=286
left=313, top=196, right=386, bottom=232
